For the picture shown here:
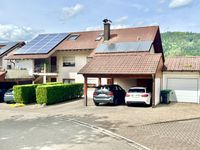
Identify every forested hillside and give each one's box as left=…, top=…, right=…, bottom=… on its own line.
left=161, top=32, right=200, bottom=57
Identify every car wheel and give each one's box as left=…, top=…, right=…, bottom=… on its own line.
left=94, top=102, right=99, bottom=106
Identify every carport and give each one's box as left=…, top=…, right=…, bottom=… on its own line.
left=79, top=52, right=163, bottom=107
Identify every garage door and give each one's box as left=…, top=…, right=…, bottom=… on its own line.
left=167, top=78, right=198, bottom=103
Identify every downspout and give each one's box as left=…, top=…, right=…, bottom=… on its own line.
left=10, top=60, right=15, bottom=69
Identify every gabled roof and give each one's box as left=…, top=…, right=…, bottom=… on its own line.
left=164, top=56, right=200, bottom=72
left=55, top=26, right=159, bottom=51
left=79, top=53, right=162, bottom=75
left=6, top=25, right=162, bottom=60
left=55, top=31, right=102, bottom=50
left=0, top=42, right=25, bottom=57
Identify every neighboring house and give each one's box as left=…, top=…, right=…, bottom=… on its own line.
left=0, top=42, right=25, bottom=70
left=0, top=42, right=27, bottom=83
left=79, top=20, right=164, bottom=107
left=163, top=56, right=200, bottom=104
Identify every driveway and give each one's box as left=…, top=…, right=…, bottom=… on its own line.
left=1, top=99, right=200, bottom=149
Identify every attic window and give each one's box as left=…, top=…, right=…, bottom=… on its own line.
left=67, top=34, right=79, bottom=40
left=95, top=33, right=104, bottom=41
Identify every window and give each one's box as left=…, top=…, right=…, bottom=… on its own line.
left=63, top=56, right=75, bottom=67
left=7, top=65, right=11, bottom=69
left=67, top=34, right=79, bottom=40
left=95, top=33, right=103, bottom=41
left=63, top=79, right=75, bottom=84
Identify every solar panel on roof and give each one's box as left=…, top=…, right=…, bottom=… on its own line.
left=15, top=33, right=69, bottom=55
left=95, top=41, right=153, bottom=53
left=0, top=42, right=18, bottom=55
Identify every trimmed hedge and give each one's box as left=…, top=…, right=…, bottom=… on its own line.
left=14, top=84, right=38, bottom=104
left=13, top=82, right=63, bottom=104
left=36, top=83, right=83, bottom=105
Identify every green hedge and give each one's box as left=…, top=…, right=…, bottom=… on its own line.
left=36, top=83, right=83, bottom=105
left=13, top=84, right=38, bottom=104
left=13, top=82, right=63, bottom=104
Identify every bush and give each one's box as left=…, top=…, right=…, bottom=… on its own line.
left=36, top=83, right=83, bottom=105
left=13, top=82, right=63, bottom=104
left=13, top=84, right=38, bottom=104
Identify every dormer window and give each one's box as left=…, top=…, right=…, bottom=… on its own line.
left=67, top=34, right=79, bottom=40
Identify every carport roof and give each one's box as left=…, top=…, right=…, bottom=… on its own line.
left=79, top=53, right=162, bottom=75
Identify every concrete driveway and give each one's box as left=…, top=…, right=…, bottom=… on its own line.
left=1, top=99, right=200, bottom=149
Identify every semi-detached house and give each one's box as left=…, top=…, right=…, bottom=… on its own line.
left=5, top=21, right=164, bottom=107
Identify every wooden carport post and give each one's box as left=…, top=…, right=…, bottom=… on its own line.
left=98, top=77, right=101, bottom=86
left=84, top=76, right=88, bottom=106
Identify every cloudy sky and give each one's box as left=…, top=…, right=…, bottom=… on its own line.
left=0, top=0, right=199, bottom=41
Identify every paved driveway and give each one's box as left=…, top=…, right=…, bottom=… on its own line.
left=1, top=99, right=200, bottom=149
left=0, top=113, right=146, bottom=150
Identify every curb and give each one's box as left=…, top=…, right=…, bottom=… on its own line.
left=69, top=118, right=151, bottom=150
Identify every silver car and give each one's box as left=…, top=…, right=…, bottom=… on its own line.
left=4, top=89, right=14, bottom=104
left=93, top=85, right=126, bottom=106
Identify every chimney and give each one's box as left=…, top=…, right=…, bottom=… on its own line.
left=103, top=19, right=112, bottom=41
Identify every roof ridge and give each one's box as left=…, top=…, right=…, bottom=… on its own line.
left=61, top=25, right=159, bottom=34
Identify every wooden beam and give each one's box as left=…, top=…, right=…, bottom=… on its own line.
left=83, top=74, right=153, bottom=79
left=98, top=78, right=101, bottom=86
left=84, top=76, right=88, bottom=106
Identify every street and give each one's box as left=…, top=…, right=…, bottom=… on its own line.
left=0, top=113, right=147, bottom=150
left=1, top=101, right=200, bottom=149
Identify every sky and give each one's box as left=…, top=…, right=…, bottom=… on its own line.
left=0, top=0, right=199, bottom=42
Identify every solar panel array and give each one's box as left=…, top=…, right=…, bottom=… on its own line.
left=95, top=41, right=153, bottom=53
left=15, top=33, right=69, bottom=54
left=0, top=42, right=18, bottom=55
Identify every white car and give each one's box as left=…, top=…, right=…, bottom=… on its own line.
left=125, top=87, right=151, bottom=105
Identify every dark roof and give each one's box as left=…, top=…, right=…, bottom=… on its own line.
left=79, top=53, right=162, bottom=75
left=164, top=56, right=200, bottom=72
left=0, top=42, right=24, bottom=57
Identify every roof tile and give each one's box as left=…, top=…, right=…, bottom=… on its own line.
left=79, top=53, right=162, bottom=75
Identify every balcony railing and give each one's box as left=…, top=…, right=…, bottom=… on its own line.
left=34, top=64, right=58, bottom=73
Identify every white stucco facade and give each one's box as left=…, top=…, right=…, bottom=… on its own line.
left=53, top=50, right=93, bottom=83
left=14, top=59, right=34, bottom=75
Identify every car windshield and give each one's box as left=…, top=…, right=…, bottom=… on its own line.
left=96, top=86, right=110, bottom=90
left=128, top=88, right=145, bottom=93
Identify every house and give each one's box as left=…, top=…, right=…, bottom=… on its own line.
left=79, top=20, right=164, bottom=107
left=163, top=56, right=200, bottom=103
left=5, top=20, right=164, bottom=107
left=0, top=42, right=26, bottom=83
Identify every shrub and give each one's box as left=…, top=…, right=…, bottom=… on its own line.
left=13, top=84, right=38, bottom=104
left=36, top=83, right=83, bottom=105
left=13, top=82, right=63, bottom=104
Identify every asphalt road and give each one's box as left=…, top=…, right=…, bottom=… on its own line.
left=0, top=115, right=147, bottom=150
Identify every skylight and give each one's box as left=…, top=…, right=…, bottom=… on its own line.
left=67, top=34, right=79, bottom=40
left=95, top=33, right=104, bottom=41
